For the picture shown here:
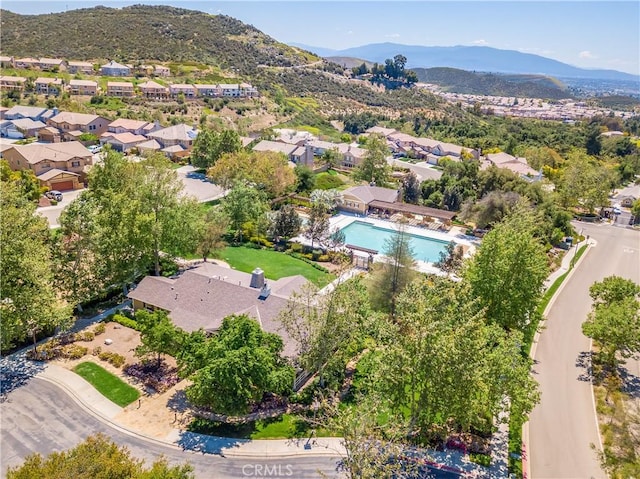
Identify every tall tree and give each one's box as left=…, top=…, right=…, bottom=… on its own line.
left=558, top=151, right=613, bottom=214
left=190, top=127, right=241, bottom=169
left=1, top=182, right=71, bottom=351
left=401, top=171, right=421, bottom=204
left=463, top=202, right=549, bottom=332
left=434, top=240, right=465, bottom=276
left=294, top=164, right=315, bottom=193
left=269, top=204, right=302, bottom=242
left=221, top=181, right=268, bottom=243
left=368, top=222, right=416, bottom=317
left=304, top=201, right=331, bottom=249
left=196, top=208, right=228, bottom=262
left=353, top=134, right=391, bottom=187
left=135, top=309, right=182, bottom=368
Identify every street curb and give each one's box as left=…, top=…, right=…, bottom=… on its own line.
left=34, top=372, right=343, bottom=460
left=523, top=239, right=594, bottom=479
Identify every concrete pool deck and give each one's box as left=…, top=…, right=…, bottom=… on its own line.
left=293, top=213, right=478, bottom=275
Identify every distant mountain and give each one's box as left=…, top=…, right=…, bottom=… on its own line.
left=294, top=42, right=639, bottom=82
left=412, top=67, right=571, bottom=99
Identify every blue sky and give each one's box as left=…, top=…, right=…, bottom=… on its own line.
left=3, top=1, right=639, bottom=75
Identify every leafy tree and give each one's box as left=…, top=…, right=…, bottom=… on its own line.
left=221, top=182, right=268, bottom=243
left=294, top=164, right=315, bottom=193
left=310, top=188, right=343, bottom=212
left=6, top=433, right=194, bottom=479
left=196, top=208, right=228, bottom=262
left=463, top=203, right=549, bottom=332
left=320, top=147, right=342, bottom=169
left=182, top=315, right=294, bottom=415
left=304, top=201, right=331, bottom=249
left=558, top=151, right=613, bottom=214
left=135, top=310, right=182, bottom=368
left=1, top=183, right=71, bottom=352
left=582, top=276, right=640, bottom=371
left=585, top=125, right=602, bottom=156
left=191, top=127, right=242, bottom=169
left=460, top=190, right=521, bottom=229
left=0, top=161, right=43, bottom=202
left=401, top=171, right=420, bottom=204
left=434, top=240, right=464, bottom=275
left=368, top=222, right=416, bottom=317
left=269, top=204, right=302, bottom=241
left=631, top=198, right=640, bottom=219
left=207, top=150, right=295, bottom=198
left=353, top=134, right=391, bottom=186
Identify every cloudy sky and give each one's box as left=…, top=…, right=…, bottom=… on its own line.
left=4, top=1, right=639, bottom=75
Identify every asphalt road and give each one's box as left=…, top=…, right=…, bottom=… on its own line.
left=529, top=222, right=639, bottom=478
left=386, top=157, right=443, bottom=182
left=0, top=378, right=341, bottom=479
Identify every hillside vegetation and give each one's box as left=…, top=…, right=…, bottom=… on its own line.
left=0, top=5, right=317, bottom=75
left=412, top=67, right=571, bottom=99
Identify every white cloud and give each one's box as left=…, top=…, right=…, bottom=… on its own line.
left=471, top=39, right=488, bottom=46
left=579, top=50, right=597, bottom=59
left=347, top=30, right=353, bottom=35
left=384, top=33, right=401, bottom=39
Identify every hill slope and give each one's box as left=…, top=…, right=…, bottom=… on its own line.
left=296, top=42, right=638, bottom=82
left=412, top=67, right=571, bottom=99
left=0, top=6, right=317, bottom=75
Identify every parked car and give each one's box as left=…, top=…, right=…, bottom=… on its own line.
left=88, top=145, right=102, bottom=154
left=45, top=190, right=63, bottom=202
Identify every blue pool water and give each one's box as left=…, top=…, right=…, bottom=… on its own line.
left=339, top=221, right=450, bottom=263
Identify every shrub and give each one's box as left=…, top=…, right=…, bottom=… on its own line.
left=317, top=254, right=331, bottom=262
left=290, top=242, right=303, bottom=253
left=75, top=331, right=95, bottom=342
left=110, top=313, right=142, bottom=331
left=99, top=351, right=126, bottom=368
left=62, top=344, right=88, bottom=360
left=92, top=346, right=102, bottom=356
left=124, top=360, right=180, bottom=393
left=93, top=323, right=106, bottom=335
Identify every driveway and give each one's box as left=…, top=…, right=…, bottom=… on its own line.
left=386, top=157, right=443, bottom=182
left=0, top=378, right=340, bottom=479
left=35, top=188, right=85, bottom=228
left=528, top=222, right=639, bottom=478
left=176, top=165, right=226, bottom=203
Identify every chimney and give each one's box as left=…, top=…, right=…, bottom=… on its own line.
left=250, top=268, right=265, bottom=289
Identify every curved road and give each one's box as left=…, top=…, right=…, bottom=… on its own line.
left=0, top=378, right=340, bottom=479
left=529, top=223, right=639, bottom=478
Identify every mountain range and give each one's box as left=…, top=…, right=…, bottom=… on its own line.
left=292, top=42, right=639, bottom=82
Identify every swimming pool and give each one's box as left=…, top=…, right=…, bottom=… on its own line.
left=339, top=221, right=451, bottom=263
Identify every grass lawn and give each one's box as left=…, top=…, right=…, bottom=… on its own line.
left=221, top=246, right=334, bottom=287
left=73, top=361, right=140, bottom=407
left=189, top=414, right=332, bottom=439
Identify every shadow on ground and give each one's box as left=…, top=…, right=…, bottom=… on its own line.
left=576, top=351, right=593, bottom=382
left=0, top=354, right=46, bottom=397
left=176, top=430, right=248, bottom=455
left=619, top=363, right=640, bottom=399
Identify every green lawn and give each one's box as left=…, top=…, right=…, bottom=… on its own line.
left=221, top=247, right=334, bottom=287
left=189, top=414, right=332, bottom=439
left=73, top=362, right=140, bottom=407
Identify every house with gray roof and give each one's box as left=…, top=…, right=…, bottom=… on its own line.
left=4, top=105, right=56, bottom=122
left=127, top=263, right=308, bottom=356
left=100, top=60, right=131, bottom=77
left=145, top=124, right=198, bottom=150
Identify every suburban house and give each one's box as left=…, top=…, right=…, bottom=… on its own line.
left=67, top=61, right=94, bottom=74
left=47, top=111, right=110, bottom=138
left=100, top=60, right=131, bottom=77
left=0, top=118, right=47, bottom=139
left=127, top=262, right=307, bottom=356
left=154, top=65, right=171, bottom=77
left=35, top=77, right=63, bottom=95
left=107, top=118, right=159, bottom=135
left=138, top=80, right=169, bottom=99
left=106, top=81, right=135, bottom=97
left=37, top=126, right=62, bottom=143
left=273, top=128, right=316, bottom=146
left=145, top=124, right=198, bottom=151
left=3, top=141, right=93, bottom=190
left=0, top=76, right=27, bottom=91
left=240, top=82, right=259, bottom=97
left=14, top=57, right=40, bottom=69
left=194, top=84, right=220, bottom=98
left=68, top=79, right=98, bottom=96
left=99, top=131, right=148, bottom=152
left=169, top=83, right=197, bottom=99
left=616, top=195, right=637, bottom=208
left=4, top=105, right=56, bottom=122
left=135, top=139, right=163, bottom=155
left=252, top=140, right=313, bottom=166
left=39, top=58, right=65, bottom=71
left=340, top=145, right=367, bottom=168
left=481, top=152, right=541, bottom=181
left=0, top=56, right=14, bottom=68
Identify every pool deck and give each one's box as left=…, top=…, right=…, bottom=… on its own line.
left=294, top=213, right=479, bottom=275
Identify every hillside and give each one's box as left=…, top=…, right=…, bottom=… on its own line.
left=296, top=42, right=639, bottom=82
left=325, top=56, right=375, bottom=70
left=0, top=5, right=317, bottom=75
left=412, top=67, right=572, bottom=99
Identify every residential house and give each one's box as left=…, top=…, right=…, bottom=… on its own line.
left=106, top=81, right=135, bottom=97
left=340, top=185, right=400, bottom=215
left=135, top=139, right=163, bottom=155
left=68, top=79, right=98, bottom=96
left=219, top=84, right=241, bottom=97
left=4, top=105, right=56, bottom=121
left=340, top=145, right=367, bottom=168
left=0, top=118, right=47, bottom=139
left=47, top=111, right=110, bottom=139
left=169, top=83, right=196, bottom=99
left=39, top=58, right=65, bottom=71
left=128, top=262, right=307, bottom=356
left=273, top=128, right=316, bottom=146
left=67, top=61, right=94, bottom=75
left=107, top=118, right=159, bottom=135
left=14, top=58, right=40, bottom=69
left=194, top=84, right=220, bottom=98
left=100, top=60, right=131, bottom=77
left=3, top=141, right=93, bottom=190
left=0, top=76, right=27, bottom=91
left=240, top=82, right=259, bottom=97
left=252, top=139, right=313, bottom=165
left=154, top=65, right=171, bottom=77
left=365, top=126, right=396, bottom=137
left=138, top=80, right=169, bottom=99
left=0, top=56, right=14, bottom=68
left=35, top=77, right=63, bottom=95
left=135, top=64, right=154, bottom=76
left=99, top=131, right=147, bottom=152
left=37, top=126, right=62, bottom=143
left=145, top=124, right=198, bottom=150
left=616, top=195, right=637, bottom=208
left=482, top=152, right=541, bottom=181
